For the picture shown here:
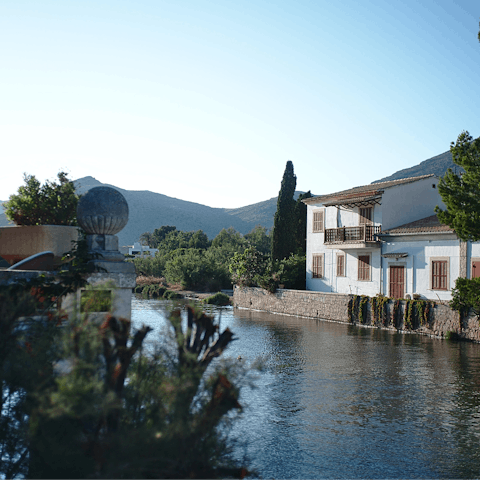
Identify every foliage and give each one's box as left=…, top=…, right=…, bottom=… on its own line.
left=271, top=161, right=297, bottom=261
left=445, top=330, right=461, bottom=341
left=358, top=296, right=369, bottom=324
left=229, top=247, right=268, bottom=287
left=404, top=300, right=414, bottom=329
left=391, top=299, right=401, bottom=329
left=163, top=248, right=231, bottom=291
left=244, top=225, right=271, bottom=255
left=450, top=277, right=480, bottom=319
left=203, top=292, right=231, bottom=306
left=435, top=131, right=480, bottom=241
left=4, top=171, right=79, bottom=226
left=371, top=295, right=389, bottom=326
left=1, top=283, right=250, bottom=478
left=277, top=253, right=306, bottom=290
left=133, top=226, right=253, bottom=290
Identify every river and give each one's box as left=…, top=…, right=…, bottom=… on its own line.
left=132, top=297, right=480, bottom=479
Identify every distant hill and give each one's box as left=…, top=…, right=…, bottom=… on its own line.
left=373, top=150, right=461, bottom=183
left=0, top=177, right=303, bottom=246
left=1, top=146, right=462, bottom=246
left=73, top=176, right=278, bottom=246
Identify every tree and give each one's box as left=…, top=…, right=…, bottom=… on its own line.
left=271, top=161, right=297, bottom=261
left=293, top=191, right=312, bottom=255
left=244, top=226, right=271, bottom=255
left=1, top=283, right=249, bottom=478
left=435, top=131, right=480, bottom=241
left=4, top=172, right=79, bottom=226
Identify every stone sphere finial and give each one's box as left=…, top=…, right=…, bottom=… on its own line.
left=77, top=186, right=129, bottom=235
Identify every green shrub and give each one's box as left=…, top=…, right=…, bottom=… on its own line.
left=203, top=292, right=231, bottom=306
left=164, top=289, right=183, bottom=299
left=445, top=330, right=461, bottom=341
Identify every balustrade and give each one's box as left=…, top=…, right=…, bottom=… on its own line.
left=324, top=225, right=381, bottom=244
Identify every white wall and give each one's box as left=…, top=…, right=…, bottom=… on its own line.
left=382, top=235, right=459, bottom=300
left=381, top=177, right=444, bottom=230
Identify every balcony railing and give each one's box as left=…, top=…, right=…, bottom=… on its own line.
left=325, top=225, right=381, bottom=244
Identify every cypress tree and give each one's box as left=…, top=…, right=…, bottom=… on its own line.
left=271, top=161, right=297, bottom=261
left=294, top=191, right=312, bottom=255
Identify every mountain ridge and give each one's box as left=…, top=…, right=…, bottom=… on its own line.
left=0, top=148, right=462, bottom=245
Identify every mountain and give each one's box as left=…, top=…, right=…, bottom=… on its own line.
left=73, top=176, right=277, bottom=246
left=0, top=176, right=302, bottom=246
left=373, top=150, right=461, bottom=183
left=0, top=145, right=461, bottom=246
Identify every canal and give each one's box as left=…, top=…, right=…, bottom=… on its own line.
left=132, top=298, right=480, bottom=479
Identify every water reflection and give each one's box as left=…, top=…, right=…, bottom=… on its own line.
left=132, top=299, right=480, bottom=479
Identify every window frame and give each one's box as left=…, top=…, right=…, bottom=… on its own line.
left=357, top=254, right=371, bottom=282
left=312, top=254, right=324, bottom=278
left=312, top=209, right=325, bottom=233
left=429, top=257, right=450, bottom=291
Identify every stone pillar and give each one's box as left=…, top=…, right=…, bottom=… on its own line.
left=460, top=240, right=468, bottom=279
left=65, top=187, right=136, bottom=321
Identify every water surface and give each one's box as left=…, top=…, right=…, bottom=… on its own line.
left=132, top=298, right=480, bottom=479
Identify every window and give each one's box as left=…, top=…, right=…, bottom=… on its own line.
left=431, top=259, right=448, bottom=290
left=312, top=254, right=323, bottom=278
left=336, top=253, right=345, bottom=277
left=358, top=255, right=371, bottom=281
left=313, top=210, right=324, bottom=233
left=359, top=207, right=373, bottom=225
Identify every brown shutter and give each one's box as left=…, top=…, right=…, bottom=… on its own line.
left=313, top=211, right=324, bottom=232
left=359, top=207, right=373, bottom=225
left=432, top=260, right=447, bottom=290
left=358, top=255, right=370, bottom=281
left=336, top=254, right=345, bottom=277
left=312, top=255, right=323, bottom=278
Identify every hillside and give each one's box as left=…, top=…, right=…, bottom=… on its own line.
left=373, top=150, right=461, bottom=183
left=0, top=146, right=463, bottom=246
left=73, top=177, right=269, bottom=246
left=0, top=177, right=295, bottom=246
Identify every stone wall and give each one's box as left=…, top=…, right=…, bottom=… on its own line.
left=233, top=286, right=480, bottom=343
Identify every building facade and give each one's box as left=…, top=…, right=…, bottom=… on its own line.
left=302, top=174, right=475, bottom=300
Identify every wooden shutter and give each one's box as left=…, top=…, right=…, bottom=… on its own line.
left=358, top=255, right=370, bottom=281
left=432, top=260, right=448, bottom=290
left=389, top=266, right=405, bottom=298
left=359, top=207, right=373, bottom=225
left=313, top=211, right=324, bottom=232
left=312, top=254, right=323, bottom=278
left=472, top=261, right=480, bottom=279
left=336, top=254, right=345, bottom=277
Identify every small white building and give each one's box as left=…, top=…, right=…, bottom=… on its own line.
left=302, top=174, right=474, bottom=300
left=125, top=242, right=158, bottom=258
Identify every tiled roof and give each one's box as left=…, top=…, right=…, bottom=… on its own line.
left=303, top=174, right=436, bottom=205
left=381, top=215, right=454, bottom=235
left=323, top=194, right=382, bottom=208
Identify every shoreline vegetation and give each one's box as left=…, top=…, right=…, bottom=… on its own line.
left=135, top=275, right=232, bottom=305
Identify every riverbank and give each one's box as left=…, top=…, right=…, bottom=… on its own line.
left=233, top=286, right=480, bottom=342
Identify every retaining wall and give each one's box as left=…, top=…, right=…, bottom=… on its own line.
left=233, top=286, right=480, bottom=343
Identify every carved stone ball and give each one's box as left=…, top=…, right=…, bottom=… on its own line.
left=77, top=186, right=129, bottom=235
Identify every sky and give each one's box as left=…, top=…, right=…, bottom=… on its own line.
left=1, top=0, right=479, bottom=209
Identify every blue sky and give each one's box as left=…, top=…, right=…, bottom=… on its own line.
left=1, top=0, right=479, bottom=208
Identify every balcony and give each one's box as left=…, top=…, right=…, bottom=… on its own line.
left=324, top=225, right=381, bottom=249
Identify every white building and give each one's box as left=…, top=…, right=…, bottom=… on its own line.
left=125, top=242, right=158, bottom=258
left=302, top=174, right=474, bottom=300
